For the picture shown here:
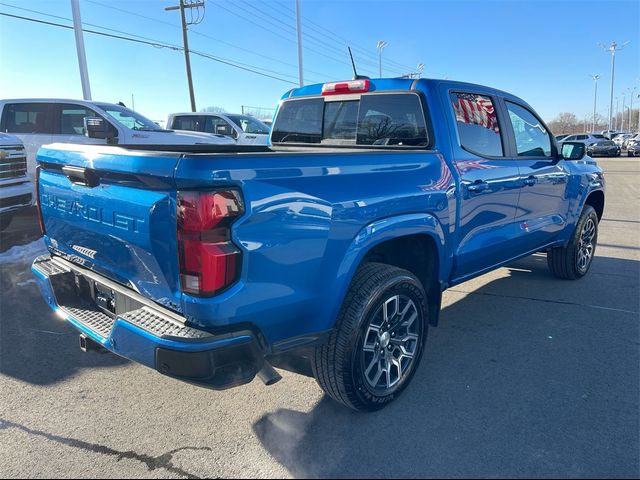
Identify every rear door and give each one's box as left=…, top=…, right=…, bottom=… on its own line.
left=448, top=91, right=523, bottom=282
left=502, top=100, right=570, bottom=250
left=37, top=145, right=184, bottom=312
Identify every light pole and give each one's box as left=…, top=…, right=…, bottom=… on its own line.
left=295, top=0, right=304, bottom=87
left=614, top=97, right=619, bottom=130
left=628, top=87, right=637, bottom=132
left=376, top=41, right=388, bottom=78
left=589, top=74, right=600, bottom=132
left=70, top=0, right=91, bottom=100
left=600, top=41, right=630, bottom=136
left=621, top=93, right=626, bottom=131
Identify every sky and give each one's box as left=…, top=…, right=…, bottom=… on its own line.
left=1, top=0, right=639, bottom=124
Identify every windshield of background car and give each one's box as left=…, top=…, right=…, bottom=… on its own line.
left=97, top=103, right=163, bottom=131
left=271, top=93, right=428, bottom=147
left=226, top=115, right=270, bottom=134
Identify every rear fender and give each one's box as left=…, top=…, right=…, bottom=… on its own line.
left=328, top=213, right=446, bottom=329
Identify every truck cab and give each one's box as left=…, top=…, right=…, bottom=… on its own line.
left=0, top=99, right=235, bottom=178
left=167, top=112, right=271, bottom=145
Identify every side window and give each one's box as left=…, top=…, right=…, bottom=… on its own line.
left=172, top=115, right=200, bottom=131
left=59, top=104, right=99, bottom=135
left=450, top=92, right=503, bottom=157
left=505, top=102, right=552, bottom=157
left=565, top=135, right=577, bottom=141
left=577, top=135, right=588, bottom=141
left=2, top=103, right=51, bottom=134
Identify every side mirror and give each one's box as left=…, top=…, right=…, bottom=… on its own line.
left=561, top=142, right=586, bottom=160
left=84, top=117, right=116, bottom=141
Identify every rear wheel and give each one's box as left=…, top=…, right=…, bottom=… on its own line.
left=312, top=262, right=428, bottom=411
left=547, top=205, right=598, bottom=279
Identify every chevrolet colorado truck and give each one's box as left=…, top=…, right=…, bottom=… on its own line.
left=32, top=78, right=605, bottom=411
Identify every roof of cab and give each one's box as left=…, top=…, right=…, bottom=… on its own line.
left=282, top=77, right=526, bottom=105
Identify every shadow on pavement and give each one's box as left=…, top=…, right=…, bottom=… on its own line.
left=254, top=254, right=640, bottom=478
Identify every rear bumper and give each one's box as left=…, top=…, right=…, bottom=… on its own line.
left=31, top=254, right=266, bottom=390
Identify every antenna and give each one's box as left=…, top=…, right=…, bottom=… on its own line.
left=348, top=47, right=370, bottom=80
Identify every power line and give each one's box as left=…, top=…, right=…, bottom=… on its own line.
left=272, top=0, right=415, bottom=73
left=0, top=11, right=300, bottom=85
left=85, top=0, right=328, bottom=79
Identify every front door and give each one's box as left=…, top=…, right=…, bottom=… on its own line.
left=503, top=100, right=570, bottom=251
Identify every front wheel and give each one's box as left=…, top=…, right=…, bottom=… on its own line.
left=547, top=205, right=598, bottom=279
left=312, top=263, right=428, bottom=411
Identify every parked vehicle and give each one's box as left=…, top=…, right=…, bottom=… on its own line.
left=586, top=140, right=620, bottom=157
left=0, top=133, right=33, bottom=231
left=601, top=129, right=621, bottom=139
left=167, top=112, right=271, bottom=145
left=613, top=133, right=634, bottom=147
left=627, top=138, right=640, bottom=156
left=31, top=78, right=605, bottom=411
left=560, top=133, right=608, bottom=146
left=0, top=99, right=235, bottom=177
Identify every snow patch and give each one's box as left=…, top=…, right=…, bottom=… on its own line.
left=0, top=239, right=47, bottom=265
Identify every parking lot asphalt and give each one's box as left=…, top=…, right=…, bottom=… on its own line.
left=0, top=158, right=638, bottom=479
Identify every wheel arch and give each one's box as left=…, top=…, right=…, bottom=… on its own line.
left=331, top=213, right=446, bottom=328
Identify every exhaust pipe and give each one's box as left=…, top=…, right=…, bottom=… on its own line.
left=79, top=334, right=106, bottom=353
left=257, top=361, right=282, bottom=386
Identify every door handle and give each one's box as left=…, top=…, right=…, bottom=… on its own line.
left=522, top=176, right=536, bottom=187
left=467, top=181, right=490, bottom=193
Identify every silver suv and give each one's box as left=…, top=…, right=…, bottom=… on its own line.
left=560, top=133, right=608, bottom=147
left=0, top=133, right=33, bottom=231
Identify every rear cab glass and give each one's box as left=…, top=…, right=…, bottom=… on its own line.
left=271, top=93, right=429, bottom=147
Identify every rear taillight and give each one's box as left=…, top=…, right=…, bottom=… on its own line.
left=35, top=166, right=45, bottom=235
left=322, top=79, right=370, bottom=96
left=177, top=190, right=244, bottom=296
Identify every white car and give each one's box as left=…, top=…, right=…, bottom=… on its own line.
left=0, top=99, right=235, bottom=178
left=167, top=112, right=271, bottom=145
left=0, top=132, right=33, bottom=231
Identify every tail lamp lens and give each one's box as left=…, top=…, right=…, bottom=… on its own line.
left=35, top=165, right=45, bottom=235
left=177, top=190, right=244, bottom=296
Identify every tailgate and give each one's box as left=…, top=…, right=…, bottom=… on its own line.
left=37, top=144, right=183, bottom=313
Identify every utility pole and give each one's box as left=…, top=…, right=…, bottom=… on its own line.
left=295, top=0, right=304, bottom=87
left=416, top=63, right=425, bottom=78
left=70, top=0, right=91, bottom=100
left=377, top=41, right=388, bottom=78
left=621, top=93, right=626, bottom=131
left=600, top=41, right=630, bottom=136
left=614, top=97, right=619, bottom=130
left=166, top=0, right=205, bottom=112
left=589, top=74, right=600, bottom=132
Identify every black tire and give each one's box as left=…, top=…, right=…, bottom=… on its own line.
left=0, top=213, right=13, bottom=231
left=312, top=262, right=428, bottom=411
left=547, top=205, right=598, bottom=280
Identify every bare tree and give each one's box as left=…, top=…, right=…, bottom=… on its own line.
left=200, top=106, right=227, bottom=113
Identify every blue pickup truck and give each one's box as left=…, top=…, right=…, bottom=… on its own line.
left=32, top=78, right=605, bottom=411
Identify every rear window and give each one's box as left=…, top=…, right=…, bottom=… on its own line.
left=271, top=93, right=428, bottom=147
